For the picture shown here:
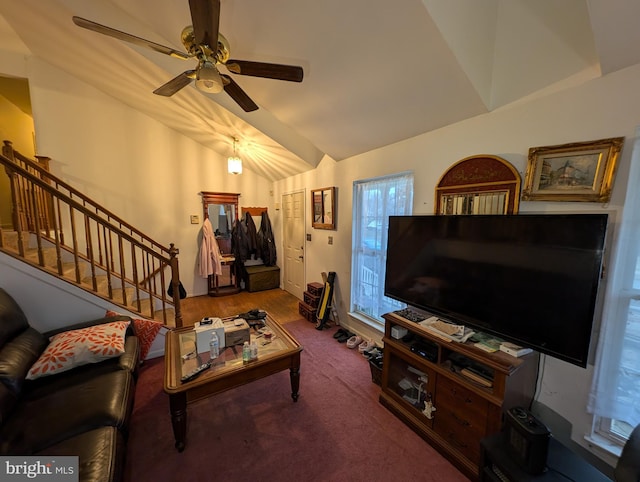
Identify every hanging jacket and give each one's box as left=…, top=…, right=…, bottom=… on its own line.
left=198, top=218, right=223, bottom=278
left=257, top=211, right=277, bottom=266
left=244, top=211, right=258, bottom=257
left=232, top=219, right=250, bottom=262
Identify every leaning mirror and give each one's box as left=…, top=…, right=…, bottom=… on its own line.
left=311, top=187, right=336, bottom=230
left=201, top=192, right=240, bottom=254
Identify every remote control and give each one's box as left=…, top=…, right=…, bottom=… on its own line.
left=181, top=361, right=211, bottom=383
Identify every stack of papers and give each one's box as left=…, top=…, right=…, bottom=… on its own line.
left=470, top=332, right=504, bottom=353
left=418, top=316, right=475, bottom=343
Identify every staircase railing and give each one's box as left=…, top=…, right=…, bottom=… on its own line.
left=0, top=140, right=183, bottom=327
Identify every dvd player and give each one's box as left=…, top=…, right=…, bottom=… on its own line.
left=410, top=339, right=438, bottom=362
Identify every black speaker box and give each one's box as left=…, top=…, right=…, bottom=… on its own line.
left=504, top=407, right=550, bottom=475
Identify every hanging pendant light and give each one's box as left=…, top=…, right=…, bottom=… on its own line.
left=228, top=137, right=242, bottom=175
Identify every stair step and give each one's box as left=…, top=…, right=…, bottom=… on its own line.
left=24, top=247, right=58, bottom=268
left=82, top=274, right=109, bottom=293
left=109, top=287, right=136, bottom=305
left=1, top=231, right=30, bottom=251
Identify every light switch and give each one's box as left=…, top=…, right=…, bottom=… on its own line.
left=190, top=215, right=199, bottom=224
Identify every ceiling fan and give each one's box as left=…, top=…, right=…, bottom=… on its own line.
left=72, top=0, right=303, bottom=112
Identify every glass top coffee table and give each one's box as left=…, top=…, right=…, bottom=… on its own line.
left=164, top=313, right=302, bottom=451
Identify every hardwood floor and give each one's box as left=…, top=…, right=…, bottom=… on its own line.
left=179, top=289, right=302, bottom=327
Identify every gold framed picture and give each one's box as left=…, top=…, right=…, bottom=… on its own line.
left=522, top=137, right=624, bottom=202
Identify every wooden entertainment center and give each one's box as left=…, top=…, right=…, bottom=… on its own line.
left=380, top=311, right=539, bottom=480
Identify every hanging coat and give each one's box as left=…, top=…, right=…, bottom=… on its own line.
left=257, top=211, right=277, bottom=266
left=199, top=218, right=223, bottom=278
left=232, top=219, right=251, bottom=262
left=244, top=211, right=259, bottom=256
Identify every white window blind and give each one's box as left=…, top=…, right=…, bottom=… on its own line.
left=351, top=172, right=413, bottom=322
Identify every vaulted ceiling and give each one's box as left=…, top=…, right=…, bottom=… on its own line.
left=1, top=0, right=639, bottom=181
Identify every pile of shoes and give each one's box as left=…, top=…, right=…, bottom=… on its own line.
left=333, top=328, right=380, bottom=355
left=363, top=346, right=383, bottom=370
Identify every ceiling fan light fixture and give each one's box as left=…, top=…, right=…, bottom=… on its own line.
left=196, top=60, right=223, bottom=93
left=228, top=137, right=242, bottom=175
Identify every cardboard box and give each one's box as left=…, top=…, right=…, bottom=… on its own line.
left=195, top=318, right=224, bottom=353
left=223, top=318, right=250, bottom=346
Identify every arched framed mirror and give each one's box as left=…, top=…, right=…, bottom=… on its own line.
left=435, top=155, right=520, bottom=215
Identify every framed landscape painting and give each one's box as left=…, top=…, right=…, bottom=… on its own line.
left=522, top=137, right=624, bottom=202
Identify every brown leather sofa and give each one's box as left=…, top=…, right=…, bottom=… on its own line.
left=0, top=288, right=139, bottom=482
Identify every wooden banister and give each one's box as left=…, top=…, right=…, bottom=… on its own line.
left=0, top=141, right=182, bottom=327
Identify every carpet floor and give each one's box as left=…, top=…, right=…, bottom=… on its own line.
left=124, top=318, right=470, bottom=482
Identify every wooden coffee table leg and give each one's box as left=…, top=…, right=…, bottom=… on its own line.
left=290, top=353, right=301, bottom=401
left=169, top=392, right=187, bottom=451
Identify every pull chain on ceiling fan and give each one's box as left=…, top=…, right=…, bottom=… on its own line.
left=72, top=0, right=303, bottom=112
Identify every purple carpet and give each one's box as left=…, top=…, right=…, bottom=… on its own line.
left=124, top=319, right=470, bottom=481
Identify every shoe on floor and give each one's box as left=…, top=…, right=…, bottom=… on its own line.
left=336, top=330, right=354, bottom=343
left=359, top=340, right=376, bottom=353
left=333, top=328, right=348, bottom=339
left=346, top=335, right=363, bottom=349
left=363, top=347, right=381, bottom=359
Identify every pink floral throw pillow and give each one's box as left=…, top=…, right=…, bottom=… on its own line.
left=26, top=320, right=130, bottom=380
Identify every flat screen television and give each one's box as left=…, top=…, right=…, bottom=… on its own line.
left=384, top=213, right=609, bottom=367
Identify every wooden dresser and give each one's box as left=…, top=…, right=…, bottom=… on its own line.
left=380, top=312, right=538, bottom=481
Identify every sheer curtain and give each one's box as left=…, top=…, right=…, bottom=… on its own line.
left=351, top=172, right=413, bottom=322
left=588, top=133, right=640, bottom=428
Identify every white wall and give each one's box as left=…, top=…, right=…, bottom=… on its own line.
left=274, top=62, right=640, bottom=466
left=10, top=57, right=274, bottom=298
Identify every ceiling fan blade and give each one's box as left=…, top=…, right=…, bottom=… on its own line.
left=225, top=60, right=303, bottom=82
left=153, top=70, right=196, bottom=96
left=221, top=75, right=258, bottom=112
left=72, top=16, right=189, bottom=60
left=188, top=0, right=220, bottom=49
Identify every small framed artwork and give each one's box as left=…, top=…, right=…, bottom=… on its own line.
left=522, top=137, right=624, bottom=202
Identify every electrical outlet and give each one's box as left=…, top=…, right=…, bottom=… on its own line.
left=328, top=236, right=333, bottom=245
left=190, top=215, right=199, bottom=224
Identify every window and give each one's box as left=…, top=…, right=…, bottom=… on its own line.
left=589, top=133, right=640, bottom=445
left=351, top=172, right=413, bottom=323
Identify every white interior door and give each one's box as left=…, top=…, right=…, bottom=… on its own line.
left=283, top=191, right=305, bottom=300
